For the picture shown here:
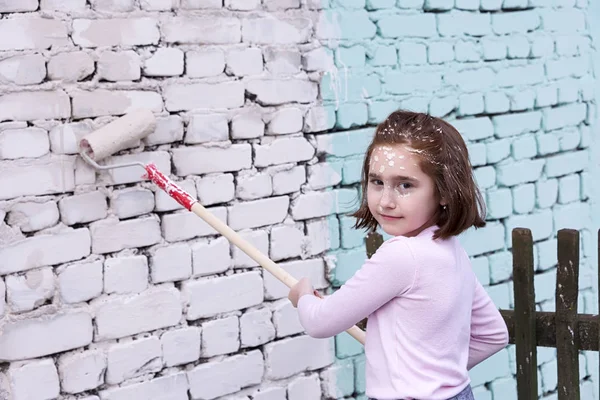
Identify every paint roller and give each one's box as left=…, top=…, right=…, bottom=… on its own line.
left=78, top=109, right=367, bottom=345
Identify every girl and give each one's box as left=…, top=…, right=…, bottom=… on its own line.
left=288, top=110, right=509, bottom=400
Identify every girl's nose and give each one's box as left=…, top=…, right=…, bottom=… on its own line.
left=379, top=187, right=396, bottom=209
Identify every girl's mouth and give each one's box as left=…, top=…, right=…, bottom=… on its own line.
left=380, top=214, right=402, bottom=221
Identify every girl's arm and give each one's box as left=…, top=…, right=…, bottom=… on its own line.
left=467, top=279, right=510, bottom=370
left=295, top=238, right=418, bottom=338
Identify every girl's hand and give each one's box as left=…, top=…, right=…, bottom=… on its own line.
left=288, top=277, right=315, bottom=307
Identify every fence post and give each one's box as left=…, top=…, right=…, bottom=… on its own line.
left=512, top=228, right=538, bottom=400
left=555, top=229, right=580, bottom=400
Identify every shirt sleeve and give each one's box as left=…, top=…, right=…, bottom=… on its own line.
left=296, top=237, right=418, bottom=338
left=467, top=278, right=510, bottom=370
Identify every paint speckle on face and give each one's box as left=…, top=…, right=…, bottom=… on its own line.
left=374, top=155, right=379, bottom=161
left=379, top=165, right=385, bottom=173
left=388, top=160, right=394, bottom=166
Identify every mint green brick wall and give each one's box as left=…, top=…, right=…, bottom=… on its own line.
left=314, top=0, right=599, bottom=398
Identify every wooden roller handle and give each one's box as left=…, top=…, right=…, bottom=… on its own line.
left=144, top=163, right=366, bottom=345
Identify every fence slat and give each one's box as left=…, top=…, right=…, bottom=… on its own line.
left=512, top=228, right=538, bottom=400
left=556, top=229, right=580, bottom=400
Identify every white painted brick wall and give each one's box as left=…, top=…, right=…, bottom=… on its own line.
left=0, top=1, right=597, bottom=399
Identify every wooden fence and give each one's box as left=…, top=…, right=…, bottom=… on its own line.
left=364, top=228, right=599, bottom=400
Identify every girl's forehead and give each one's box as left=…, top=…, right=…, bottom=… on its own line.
left=369, top=144, right=426, bottom=175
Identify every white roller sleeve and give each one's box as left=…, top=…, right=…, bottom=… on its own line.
left=79, top=109, right=156, bottom=161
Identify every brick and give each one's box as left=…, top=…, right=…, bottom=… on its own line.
left=72, top=89, right=162, bottom=118
left=90, top=217, right=161, bottom=254
left=336, top=45, right=366, bottom=68
left=173, top=143, right=251, bottom=176
left=0, top=18, right=68, bottom=51
left=302, top=47, right=334, bottom=72
left=270, top=224, right=305, bottom=261
left=0, top=127, right=49, bottom=160
left=291, top=188, right=357, bottom=220
left=41, top=0, right=87, bottom=11
left=316, top=10, right=376, bottom=40
left=458, top=222, right=505, bottom=257
left=492, top=111, right=542, bottom=138
left=0, top=281, right=5, bottom=317
left=252, top=386, right=287, bottom=400
left=553, top=201, right=589, bottom=231
left=226, top=47, right=263, bottom=76
left=288, top=374, right=321, bottom=400
left=164, top=82, right=244, bottom=111
left=468, top=143, right=486, bottom=166
left=496, top=159, right=544, bottom=186
left=428, top=42, right=454, bottom=64
left=231, top=110, right=264, bottom=139
left=48, top=121, right=94, bottom=155
left=307, top=162, right=343, bottom=190
left=185, top=114, right=229, bottom=144
left=240, top=308, right=275, bottom=347
left=99, top=373, right=188, bottom=400
left=247, top=79, right=317, bottom=106
left=7, top=201, right=59, bottom=233
left=0, top=310, right=93, bottom=361
left=0, top=0, right=37, bottom=11
left=536, top=179, right=559, bottom=209
left=336, top=103, right=368, bottom=129
left=93, top=285, right=182, bottom=341
left=73, top=18, right=159, bottom=47
left=0, top=54, right=46, bottom=85
left=543, top=103, right=587, bottom=131
left=104, top=256, right=148, bottom=295
left=187, top=351, right=263, bottom=399
left=492, top=11, right=540, bottom=35
left=272, top=166, right=305, bottom=195
left=6, top=267, right=54, bottom=313
left=236, top=172, right=272, bottom=201
left=58, top=350, right=106, bottom=394
left=545, top=150, right=587, bottom=177
left=322, top=71, right=381, bottom=101
left=512, top=183, right=536, bottom=214
left=264, top=48, right=302, bottom=75
left=243, top=17, right=311, bottom=44
left=264, top=336, right=334, bottom=379
left=384, top=70, right=442, bottom=94
left=8, top=359, right=60, bottom=400
left=180, top=0, right=221, bottom=7
left=264, top=258, right=328, bottom=300
left=183, top=272, right=262, bottom=320
left=437, top=12, right=491, bottom=37
left=91, top=0, right=135, bottom=11
left=378, top=14, right=436, bottom=38
left=0, top=228, right=90, bottom=275
left=429, top=95, right=457, bottom=117
left=505, top=209, right=554, bottom=245
left=186, top=49, right=225, bottom=77
left=228, top=196, right=289, bottom=230
left=226, top=0, right=260, bottom=9
left=451, top=117, right=494, bottom=141
left=254, top=136, right=315, bottom=167
left=143, top=48, right=184, bottom=77
left=339, top=215, right=364, bottom=248
left=0, top=90, right=70, bottom=122
left=321, top=359, right=355, bottom=398
left=263, top=0, right=300, bottom=9
left=161, top=207, right=227, bottom=242
left=161, top=327, right=201, bottom=367
left=512, top=135, right=537, bottom=160
left=163, top=16, right=241, bottom=44
left=106, top=337, right=162, bottom=384
left=558, top=174, right=580, bottom=204
left=304, top=104, right=336, bottom=132
left=57, top=260, right=103, bottom=304
left=306, top=216, right=340, bottom=255
left=150, top=244, right=192, bottom=284
left=191, top=236, right=231, bottom=276
left=111, top=188, right=155, bottom=219
left=144, top=115, right=184, bottom=146
left=196, top=174, right=235, bottom=206
left=330, top=246, right=365, bottom=285
left=58, top=191, right=107, bottom=226
left=201, top=316, right=240, bottom=357
left=272, top=299, right=303, bottom=338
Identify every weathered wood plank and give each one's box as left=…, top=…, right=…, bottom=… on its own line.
left=512, top=228, right=538, bottom=400
left=555, top=229, right=580, bottom=400
left=500, top=310, right=599, bottom=351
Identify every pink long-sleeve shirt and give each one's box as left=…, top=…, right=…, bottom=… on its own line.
left=297, top=225, right=509, bottom=400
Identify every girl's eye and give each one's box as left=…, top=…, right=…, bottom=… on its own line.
left=369, top=179, right=383, bottom=185
left=398, top=182, right=412, bottom=190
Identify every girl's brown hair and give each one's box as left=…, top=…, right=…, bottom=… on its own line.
left=351, top=110, right=486, bottom=240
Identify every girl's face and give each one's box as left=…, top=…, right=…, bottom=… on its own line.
left=366, top=144, right=443, bottom=237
